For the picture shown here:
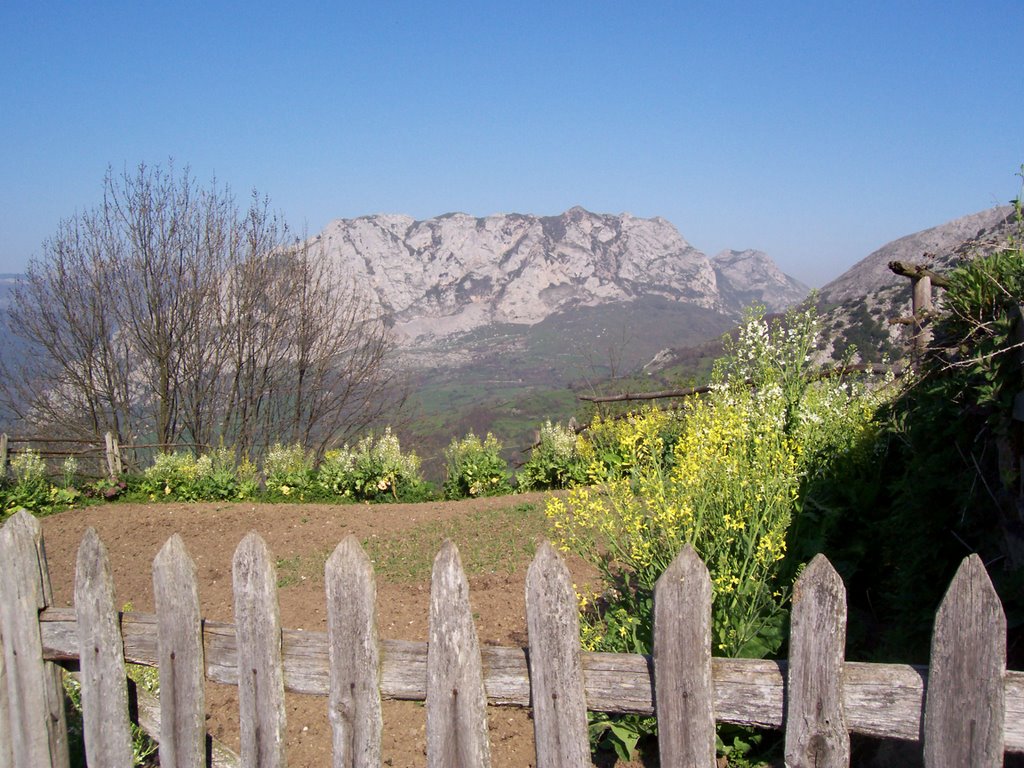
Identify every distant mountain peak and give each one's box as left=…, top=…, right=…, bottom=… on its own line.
left=314, top=208, right=808, bottom=347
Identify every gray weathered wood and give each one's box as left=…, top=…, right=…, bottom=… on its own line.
left=0, top=510, right=69, bottom=768
left=0, top=620, right=12, bottom=768
left=0, top=433, right=8, bottom=479
left=653, top=544, right=714, bottom=766
left=426, top=540, right=491, bottom=768
left=74, top=527, right=133, bottom=767
left=153, top=534, right=206, bottom=768
left=324, top=535, right=382, bottom=768
left=233, top=531, right=287, bottom=768
left=923, top=554, right=1006, bottom=767
left=36, top=608, right=1024, bottom=750
left=525, top=540, right=590, bottom=768
left=785, top=554, right=849, bottom=768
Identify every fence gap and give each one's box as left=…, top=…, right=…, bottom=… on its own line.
left=74, top=527, right=134, bottom=767
left=426, top=540, right=491, bottom=767
left=923, top=554, right=1006, bottom=767
left=232, top=532, right=287, bottom=768
left=0, top=509, right=69, bottom=768
left=325, top=535, right=382, bottom=768
left=153, top=533, right=206, bottom=768
left=525, top=540, right=590, bottom=768
left=653, top=544, right=715, bottom=766
left=784, top=554, right=849, bottom=768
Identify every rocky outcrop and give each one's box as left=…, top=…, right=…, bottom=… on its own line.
left=712, top=249, right=809, bottom=314
left=314, top=207, right=806, bottom=344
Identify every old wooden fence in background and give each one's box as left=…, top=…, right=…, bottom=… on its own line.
left=1, top=509, right=1022, bottom=767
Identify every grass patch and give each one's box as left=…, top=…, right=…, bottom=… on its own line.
left=275, top=501, right=550, bottom=587
left=365, top=501, right=549, bottom=582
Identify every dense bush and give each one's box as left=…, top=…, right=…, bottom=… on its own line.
left=1, top=449, right=81, bottom=519
left=518, top=420, right=587, bottom=490
left=315, top=428, right=432, bottom=502
left=138, top=446, right=259, bottom=502
left=442, top=431, right=512, bottom=499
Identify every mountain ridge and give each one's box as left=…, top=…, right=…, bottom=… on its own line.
left=313, top=207, right=809, bottom=348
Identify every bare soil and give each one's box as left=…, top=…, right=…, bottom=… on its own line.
left=39, top=494, right=636, bottom=768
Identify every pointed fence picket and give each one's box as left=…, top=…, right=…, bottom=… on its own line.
left=1, top=507, right=1023, bottom=767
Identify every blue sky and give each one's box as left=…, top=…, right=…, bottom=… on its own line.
left=1, top=2, right=1022, bottom=286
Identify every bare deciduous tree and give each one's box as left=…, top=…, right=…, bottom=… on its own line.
left=2, top=163, right=402, bottom=464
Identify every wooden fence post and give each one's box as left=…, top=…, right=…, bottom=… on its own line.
left=75, top=528, right=134, bottom=767
left=526, top=541, right=590, bottom=768
left=232, top=532, right=287, bottom=768
left=153, top=534, right=206, bottom=768
left=325, top=535, right=382, bottom=768
left=0, top=433, right=8, bottom=481
left=653, top=544, right=715, bottom=766
left=426, top=540, right=491, bottom=767
left=0, top=510, right=70, bottom=768
left=104, top=431, right=122, bottom=479
left=923, top=554, right=1005, bottom=767
left=785, top=554, right=849, bottom=768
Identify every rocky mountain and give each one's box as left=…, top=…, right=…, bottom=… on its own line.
left=711, top=249, right=809, bottom=313
left=314, top=207, right=808, bottom=347
left=819, top=206, right=1016, bottom=306
left=817, top=205, right=1020, bottom=362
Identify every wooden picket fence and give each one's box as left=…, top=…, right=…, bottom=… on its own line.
left=1, top=509, right=1022, bottom=767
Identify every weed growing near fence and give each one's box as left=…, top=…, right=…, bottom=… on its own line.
left=442, top=431, right=513, bottom=499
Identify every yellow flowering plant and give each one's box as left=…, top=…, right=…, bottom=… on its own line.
left=548, top=305, right=889, bottom=758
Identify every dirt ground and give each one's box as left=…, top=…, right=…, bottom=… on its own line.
left=39, top=494, right=634, bottom=768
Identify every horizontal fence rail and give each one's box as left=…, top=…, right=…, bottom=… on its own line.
left=2, top=508, right=1023, bottom=768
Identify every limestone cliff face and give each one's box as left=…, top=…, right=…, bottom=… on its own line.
left=314, top=207, right=807, bottom=343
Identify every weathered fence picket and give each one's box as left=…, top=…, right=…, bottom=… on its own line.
left=3, top=512, right=1024, bottom=766
left=784, top=554, right=849, bottom=768
left=426, top=540, right=491, bottom=767
left=923, top=554, right=1006, bottom=767
left=75, top=527, right=134, bottom=767
left=232, top=532, right=287, bottom=768
left=152, top=533, right=206, bottom=768
left=526, top=541, right=590, bottom=767
left=0, top=510, right=69, bottom=768
left=325, top=535, right=382, bottom=768
left=652, top=544, right=715, bottom=766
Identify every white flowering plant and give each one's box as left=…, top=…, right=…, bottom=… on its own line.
left=316, top=428, right=432, bottom=502
left=518, top=420, right=588, bottom=490
left=442, top=431, right=512, bottom=499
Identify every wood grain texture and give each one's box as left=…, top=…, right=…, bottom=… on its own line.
left=325, top=535, right=382, bottom=768
left=153, top=534, right=206, bottom=768
left=232, top=532, right=287, bottom=768
left=426, top=540, right=491, bottom=767
left=0, top=510, right=68, bottom=768
left=653, top=545, right=715, bottom=766
left=0, top=609, right=12, bottom=768
left=923, top=554, right=1005, bottom=768
left=785, top=555, right=849, bottom=768
left=525, top=541, right=590, bottom=768
left=36, top=610, right=1024, bottom=751
left=74, top=527, right=133, bottom=767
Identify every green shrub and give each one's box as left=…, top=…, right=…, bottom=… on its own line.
left=315, top=428, right=432, bottom=502
left=263, top=443, right=315, bottom=500
left=138, top=446, right=259, bottom=502
left=518, top=420, right=587, bottom=490
left=442, top=431, right=512, bottom=499
left=2, top=449, right=80, bottom=519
